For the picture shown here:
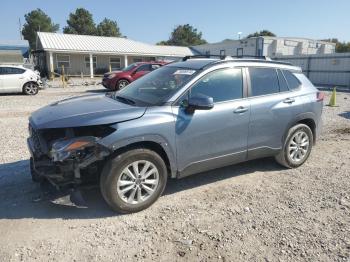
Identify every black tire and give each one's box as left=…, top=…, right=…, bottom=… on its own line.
left=116, top=79, right=129, bottom=90
left=23, top=82, right=39, bottom=95
left=275, top=124, right=313, bottom=168
left=30, top=158, right=43, bottom=182
left=100, top=149, right=168, bottom=213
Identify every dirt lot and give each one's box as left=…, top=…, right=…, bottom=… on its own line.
left=0, top=87, right=349, bottom=262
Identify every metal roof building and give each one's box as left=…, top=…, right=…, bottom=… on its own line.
left=35, top=32, right=193, bottom=78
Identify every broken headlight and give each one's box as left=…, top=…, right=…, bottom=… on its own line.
left=50, top=136, right=97, bottom=162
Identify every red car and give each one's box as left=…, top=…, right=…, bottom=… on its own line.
left=102, top=61, right=167, bottom=90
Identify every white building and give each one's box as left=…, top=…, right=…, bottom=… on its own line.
left=34, top=32, right=194, bottom=78
left=191, top=37, right=336, bottom=57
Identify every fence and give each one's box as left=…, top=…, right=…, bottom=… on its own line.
left=275, top=53, right=350, bottom=89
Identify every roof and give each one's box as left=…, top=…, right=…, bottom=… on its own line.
left=37, top=32, right=193, bottom=57
left=0, top=39, right=29, bottom=48
left=0, top=50, right=24, bottom=64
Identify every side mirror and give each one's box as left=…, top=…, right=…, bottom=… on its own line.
left=187, top=94, right=214, bottom=111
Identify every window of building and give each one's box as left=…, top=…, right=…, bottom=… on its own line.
left=56, top=55, right=70, bottom=68
left=110, top=57, right=121, bottom=70
left=277, top=69, right=289, bottom=92
left=85, top=56, right=97, bottom=68
left=133, top=58, right=143, bottom=63
left=282, top=70, right=301, bottom=90
left=236, top=48, right=243, bottom=57
left=190, top=68, right=243, bottom=103
left=249, top=68, right=279, bottom=96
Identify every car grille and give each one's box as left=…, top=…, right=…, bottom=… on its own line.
left=29, top=124, right=44, bottom=155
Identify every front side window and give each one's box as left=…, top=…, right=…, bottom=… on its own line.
left=249, top=68, right=279, bottom=96
left=282, top=70, right=301, bottom=90
left=114, top=66, right=198, bottom=106
left=136, top=64, right=151, bottom=72
left=56, top=55, right=70, bottom=69
left=85, top=56, right=97, bottom=68
left=190, top=68, right=243, bottom=103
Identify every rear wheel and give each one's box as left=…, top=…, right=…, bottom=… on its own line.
left=116, top=79, right=129, bottom=90
left=275, top=124, right=313, bottom=168
left=100, top=149, right=167, bottom=213
left=23, top=82, right=38, bottom=95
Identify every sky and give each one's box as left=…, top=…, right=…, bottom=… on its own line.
left=1, top=0, right=350, bottom=44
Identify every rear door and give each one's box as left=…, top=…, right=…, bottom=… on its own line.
left=172, top=67, right=251, bottom=177
left=246, top=67, right=304, bottom=158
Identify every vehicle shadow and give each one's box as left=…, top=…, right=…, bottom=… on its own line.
left=0, top=158, right=281, bottom=220
left=339, top=111, right=350, bottom=120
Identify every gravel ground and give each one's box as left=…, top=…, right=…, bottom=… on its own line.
left=0, top=87, right=349, bottom=262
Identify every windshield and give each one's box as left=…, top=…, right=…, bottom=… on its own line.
left=122, top=63, right=137, bottom=72
left=114, top=66, right=198, bottom=106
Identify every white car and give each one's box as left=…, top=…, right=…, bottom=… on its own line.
left=0, top=65, right=43, bottom=95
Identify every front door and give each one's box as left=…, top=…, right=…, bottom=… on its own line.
left=1, top=67, right=25, bottom=92
left=172, top=67, right=250, bottom=177
left=132, top=64, right=151, bottom=81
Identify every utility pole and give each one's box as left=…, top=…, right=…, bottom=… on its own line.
left=19, top=18, right=22, bottom=40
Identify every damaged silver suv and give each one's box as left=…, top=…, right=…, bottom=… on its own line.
left=27, top=56, right=323, bottom=213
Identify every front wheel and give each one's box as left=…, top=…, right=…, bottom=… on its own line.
left=100, top=149, right=167, bottom=213
left=116, top=79, right=129, bottom=90
left=275, top=124, right=313, bottom=168
left=23, top=82, right=39, bottom=95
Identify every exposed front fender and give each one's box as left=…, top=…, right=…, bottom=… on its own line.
left=99, top=134, right=177, bottom=178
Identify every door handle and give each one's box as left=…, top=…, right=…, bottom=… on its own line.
left=234, top=106, right=248, bottom=114
left=283, top=98, right=295, bottom=104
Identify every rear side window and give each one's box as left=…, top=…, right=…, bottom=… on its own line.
left=277, top=69, right=289, bottom=92
left=190, top=68, right=243, bottom=103
left=249, top=68, right=279, bottom=96
left=0, top=67, right=25, bottom=75
left=282, top=70, right=301, bottom=90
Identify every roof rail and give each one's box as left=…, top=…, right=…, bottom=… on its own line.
left=182, top=54, right=275, bottom=61
left=182, top=55, right=227, bottom=61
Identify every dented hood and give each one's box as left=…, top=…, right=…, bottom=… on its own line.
left=30, top=93, right=146, bottom=129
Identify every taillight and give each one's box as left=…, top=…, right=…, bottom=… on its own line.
left=316, top=91, right=324, bottom=102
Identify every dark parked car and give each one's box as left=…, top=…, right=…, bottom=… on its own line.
left=102, top=61, right=167, bottom=90
left=28, top=56, right=323, bottom=213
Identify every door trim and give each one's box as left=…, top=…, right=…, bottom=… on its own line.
left=177, top=150, right=247, bottom=178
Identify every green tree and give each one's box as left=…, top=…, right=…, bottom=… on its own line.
left=22, top=9, right=59, bottom=49
left=97, top=18, right=122, bottom=37
left=322, top=38, right=350, bottom=53
left=247, top=30, right=276, bottom=38
left=63, top=8, right=96, bottom=35
left=157, top=24, right=207, bottom=46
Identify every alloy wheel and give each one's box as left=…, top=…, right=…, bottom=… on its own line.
left=117, top=160, right=159, bottom=204
left=288, top=130, right=310, bottom=162
left=24, top=83, right=38, bottom=95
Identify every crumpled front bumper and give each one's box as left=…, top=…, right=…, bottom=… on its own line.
left=27, top=135, right=110, bottom=188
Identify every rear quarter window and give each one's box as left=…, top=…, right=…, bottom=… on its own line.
left=282, top=70, right=301, bottom=90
